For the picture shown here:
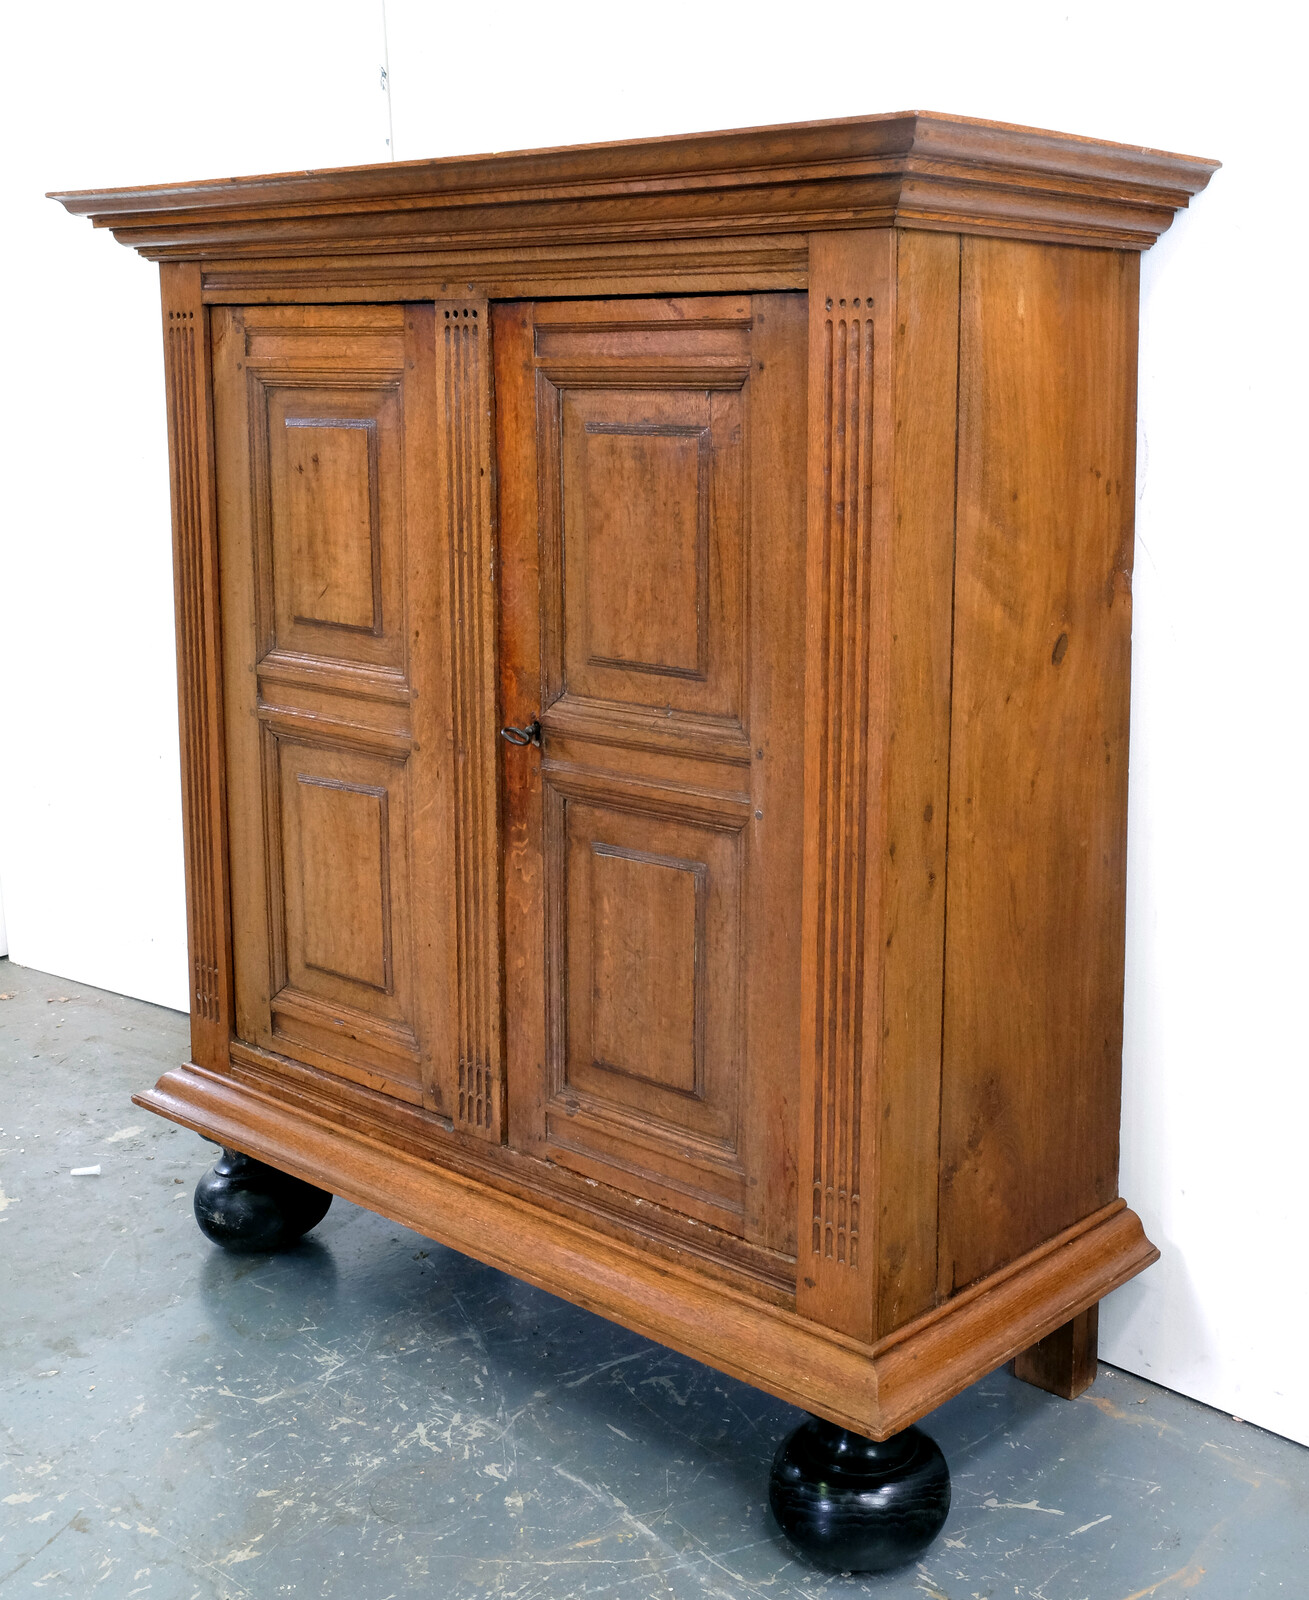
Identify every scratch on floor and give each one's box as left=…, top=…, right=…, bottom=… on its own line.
left=1117, top=1561, right=1206, bottom=1600
left=1068, top=1513, right=1112, bottom=1535
left=562, top=1350, right=650, bottom=1389
left=1199, top=1441, right=1289, bottom=1489
left=982, top=1496, right=1064, bottom=1515
left=1081, top=1394, right=1179, bottom=1437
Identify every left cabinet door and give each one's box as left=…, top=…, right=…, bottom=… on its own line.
left=212, top=304, right=457, bottom=1112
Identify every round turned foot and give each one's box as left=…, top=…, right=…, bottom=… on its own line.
left=193, top=1148, right=332, bottom=1253
left=769, top=1415, right=951, bottom=1574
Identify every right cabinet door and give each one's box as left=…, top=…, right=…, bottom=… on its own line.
left=495, top=295, right=807, bottom=1256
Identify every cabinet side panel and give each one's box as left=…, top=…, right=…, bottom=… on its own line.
left=940, top=239, right=1138, bottom=1295
left=159, top=262, right=233, bottom=1068
left=875, top=230, right=960, bottom=1337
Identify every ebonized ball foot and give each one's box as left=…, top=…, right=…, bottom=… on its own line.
left=769, top=1415, right=951, bottom=1573
left=194, top=1148, right=332, bottom=1252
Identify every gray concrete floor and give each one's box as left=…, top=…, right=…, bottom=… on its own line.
left=1, top=959, right=1304, bottom=1600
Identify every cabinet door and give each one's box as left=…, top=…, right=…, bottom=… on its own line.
left=496, top=295, right=807, bottom=1253
left=213, top=304, right=466, bottom=1114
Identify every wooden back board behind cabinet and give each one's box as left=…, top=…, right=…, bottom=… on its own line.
left=495, top=295, right=808, bottom=1257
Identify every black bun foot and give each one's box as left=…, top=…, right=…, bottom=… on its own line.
left=769, top=1415, right=951, bottom=1574
left=193, top=1148, right=332, bottom=1252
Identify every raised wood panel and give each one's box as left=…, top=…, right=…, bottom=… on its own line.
left=263, top=734, right=422, bottom=1103
left=274, top=742, right=405, bottom=1004
left=544, top=786, right=747, bottom=1230
left=159, top=263, right=233, bottom=1069
left=295, top=775, right=391, bottom=990
left=578, top=422, right=708, bottom=678
left=939, top=238, right=1139, bottom=1295
left=257, top=379, right=403, bottom=669
left=433, top=299, right=504, bottom=1141
left=552, top=791, right=744, bottom=1150
left=538, top=312, right=748, bottom=726
left=498, top=294, right=807, bottom=1257
left=280, top=418, right=379, bottom=632
left=214, top=302, right=458, bottom=1115
left=588, top=845, right=703, bottom=1097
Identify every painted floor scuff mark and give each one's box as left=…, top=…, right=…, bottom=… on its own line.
left=982, top=1496, right=1065, bottom=1515
left=1117, top=1560, right=1207, bottom=1600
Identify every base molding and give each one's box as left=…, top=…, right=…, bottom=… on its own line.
left=137, top=1063, right=1158, bottom=1438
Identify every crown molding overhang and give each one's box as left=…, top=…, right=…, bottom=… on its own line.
left=50, top=110, right=1219, bottom=262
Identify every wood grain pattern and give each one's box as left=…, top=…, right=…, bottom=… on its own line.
left=53, top=112, right=1218, bottom=268
left=213, top=303, right=458, bottom=1114
left=434, top=298, right=504, bottom=1140
left=69, top=108, right=1209, bottom=1448
left=497, top=294, right=806, bottom=1255
left=1013, top=1303, right=1100, bottom=1400
left=159, top=263, right=232, bottom=1069
left=135, top=1062, right=1157, bottom=1439
left=798, top=232, right=892, bottom=1340
left=939, top=239, right=1140, bottom=1294
left=873, top=229, right=960, bottom=1338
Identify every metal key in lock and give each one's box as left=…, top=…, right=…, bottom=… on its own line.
left=499, top=717, right=541, bottom=748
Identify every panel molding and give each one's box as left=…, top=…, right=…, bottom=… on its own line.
left=159, top=263, right=232, bottom=1066
left=434, top=299, right=504, bottom=1140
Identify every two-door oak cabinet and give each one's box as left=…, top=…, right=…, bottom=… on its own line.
left=53, top=111, right=1217, bottom=1572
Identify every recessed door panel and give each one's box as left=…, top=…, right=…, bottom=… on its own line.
left=558, top=387, right=744, bottom=716
left=277, top=413, right=381, bottom=635
left=291, top=763, right=394, bottom=995
left=497, top=294, right=808, bottom=1255
left=557, top=795, right=742, bottom=1145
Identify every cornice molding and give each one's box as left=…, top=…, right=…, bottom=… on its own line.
left=51, top=111, right=1218, bottom=262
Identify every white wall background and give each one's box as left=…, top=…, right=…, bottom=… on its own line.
left=1, top=1, right=1304, bottom=1444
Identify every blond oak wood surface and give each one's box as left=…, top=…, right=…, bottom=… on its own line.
left=52, top=111, right=1217, bottom=272
left=51, top=109, right=1216, bottom=1440
left=496, top=295, right=806, bottom=1249
left=159, top=263, right=233, bottom=1071
left=939, top=239, right=1140, bottom=1296
left=136, top=1062, right=1157, bottom=1438
left=213, top=303, right=458, bottom=1112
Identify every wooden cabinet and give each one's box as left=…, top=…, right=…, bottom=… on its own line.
left=54, top=110, right=1216, bottom=1570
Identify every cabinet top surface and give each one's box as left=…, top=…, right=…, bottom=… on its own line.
left=50, top=110, right=1217, bottom=261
